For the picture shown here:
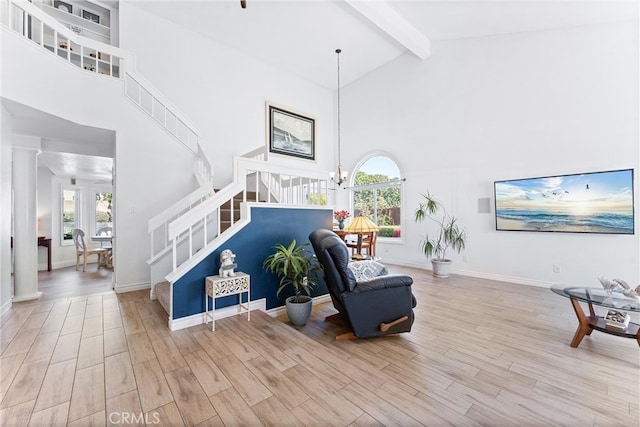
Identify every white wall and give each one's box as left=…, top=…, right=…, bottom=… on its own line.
left=36, top=169, right=113, bottom=270
left=2, top=2, right=338, bottom=297
left=119, top=3, right=335, bottom=189
left=339, top=22, right=639, bottom=286
left=2, top=26, right=197, bottom=292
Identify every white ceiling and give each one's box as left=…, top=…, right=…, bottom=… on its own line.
left=38, top=151, right=114, bottom=183
left=5, top=1, right=637, bottom=180
left=134, top=0, right=638, bottom=90
left=1, top=98, right=115, bottom=181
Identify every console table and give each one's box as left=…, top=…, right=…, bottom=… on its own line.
left=205, top=272, right=250, bottom=331
left=551, top=286, right=639, bottom=347
left=11, top=236, right=51, bottom=271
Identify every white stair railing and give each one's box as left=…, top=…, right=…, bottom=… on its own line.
left=148, top=184, right=214, bottom=265
left=163, top=156, right=330, bottom=282
left=148, top=148, right=267, bottom=266
left=123, top=72, right=207, bottom=164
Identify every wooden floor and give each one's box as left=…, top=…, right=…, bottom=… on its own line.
left=1, top=265, right=638, bottom=426
left=37, top=265, right=113, bottom=301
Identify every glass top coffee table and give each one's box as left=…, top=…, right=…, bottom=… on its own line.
left=551, top=286, right=639, bottom=348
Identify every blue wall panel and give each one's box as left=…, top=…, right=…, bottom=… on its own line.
left=172, top=206, right=333, bottom=319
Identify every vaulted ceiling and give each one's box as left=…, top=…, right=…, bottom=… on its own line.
left=6, top=1, right=637, bottom=181
left=134, top=0, right=637, bottom=89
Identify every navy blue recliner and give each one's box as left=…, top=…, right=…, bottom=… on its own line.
left=309, top=229, right=416, bottom=339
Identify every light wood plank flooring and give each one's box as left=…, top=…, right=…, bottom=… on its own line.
left=36, top=266, right=113, bottom=301
left=1, top=265, right=638, bottom=426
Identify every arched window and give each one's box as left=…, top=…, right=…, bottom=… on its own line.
left=351, top=155, right=403, bottom=239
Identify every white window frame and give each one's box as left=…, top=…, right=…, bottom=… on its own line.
left=60, top=184, right=81, bottom=246
left=91, top=185, right=113, bottom=238
left=349, top=153, right=405, bottom=243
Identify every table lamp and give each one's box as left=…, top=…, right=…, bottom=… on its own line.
left=344, top=214, right=379, bottom=259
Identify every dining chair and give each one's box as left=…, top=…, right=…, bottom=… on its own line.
left=72, top=228, right=108, bottom=272
left=346, top=231, right=377, bottom=258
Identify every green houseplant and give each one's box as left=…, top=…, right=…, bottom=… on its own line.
left=414, top=192, right=467, bottom=277
left=263, top=240, right=321, bottom=325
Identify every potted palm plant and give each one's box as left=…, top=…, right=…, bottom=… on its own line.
left=414, top=192, right=467, bottom=278
left=263, top=240, right=321, bottom=326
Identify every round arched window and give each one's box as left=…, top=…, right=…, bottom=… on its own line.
left=352, top=155, right=403, bottom=239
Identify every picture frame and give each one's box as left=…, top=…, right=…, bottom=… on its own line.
left=54, top=0, right=73, bottom=14
left=267, top=104, right=316, bottom=160
left=82, top=10, right=100, bottom=24
left=494, top=168, right=634, bottom=234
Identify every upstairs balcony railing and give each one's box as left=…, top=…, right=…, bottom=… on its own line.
left=3, top=0, right=212, bottom=179
left=4, top=0, right=127, bottom=77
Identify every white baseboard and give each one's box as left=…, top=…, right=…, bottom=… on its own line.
left=455, top=270, right=555, bottom=288
left=52, top=259, right=85, bottom=270
left=115, top=282, right=151, bottom=294
left=383, top=259, right=555, bottom=288
left=0, top=298, right=12, bottom=317
left=13, top=291, right=43, bottom=302
left=265, top=293, right=332, bottom=317
left=39, top=259, right=102, bottom=271
left=168, top=298, right=267, bottom=331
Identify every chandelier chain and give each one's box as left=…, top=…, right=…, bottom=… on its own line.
left=336, top=48, right=342, bottom=171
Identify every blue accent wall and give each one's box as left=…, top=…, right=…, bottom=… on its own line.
left=172, top=206, right=333, bottom=319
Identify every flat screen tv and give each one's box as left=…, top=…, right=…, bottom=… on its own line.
left=494, top=169, right=634, bottom=234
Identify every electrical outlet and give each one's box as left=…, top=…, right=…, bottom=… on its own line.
left=462, top=255, right=468, bottom=262
left=553, top=264, right=561, bottom=273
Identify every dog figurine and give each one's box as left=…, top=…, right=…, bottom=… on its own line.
left=219, top=249, right=237, bottom=278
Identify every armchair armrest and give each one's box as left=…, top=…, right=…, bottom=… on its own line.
left=341, top=275, right=416, bottom=338
left=349, top=275, right=413, bottom=294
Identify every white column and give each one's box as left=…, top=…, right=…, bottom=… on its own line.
left=12, top=146, right=41, bottom=302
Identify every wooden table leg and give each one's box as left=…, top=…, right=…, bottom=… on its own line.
left=569, top=298, right=593, bottom=348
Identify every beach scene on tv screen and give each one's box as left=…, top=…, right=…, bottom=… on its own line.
left=495, top=169, right=634, bottom=234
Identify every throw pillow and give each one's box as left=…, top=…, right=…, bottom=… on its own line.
left=347, top=260, right=388, bottom=282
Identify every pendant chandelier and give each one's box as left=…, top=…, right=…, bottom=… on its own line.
left=331, top=48, right=348, bottom=187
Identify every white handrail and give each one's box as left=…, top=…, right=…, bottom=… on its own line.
left=5, top=0, right=130, bottom=77
left=168, top=183, right=242, bottom=241
left=163, top=156, right=330, bottom=275
left=168, top=159, right=330, bottom=241
left=148, top=185, right=213, bottom=233
left=242, top=145, right=269, bottom=161
left=123, top=72, right=202, bottom=154
left=148, top=147, right=267, bottom=264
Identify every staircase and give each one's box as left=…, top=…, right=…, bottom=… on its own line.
left=3, top=0, right=332, bottom=327
left=148, top=153, right=331, bottom=283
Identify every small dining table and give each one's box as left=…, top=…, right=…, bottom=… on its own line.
left=90, top=235, right=113, bottom=268
left=90, top=235, right=112, bottom=245
left=10, top=236, right=52, bottom=271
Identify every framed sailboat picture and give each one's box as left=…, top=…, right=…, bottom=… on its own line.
left=267, top=104, right=315, bottom=160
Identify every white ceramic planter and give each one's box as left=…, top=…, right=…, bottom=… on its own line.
left=431, top=259, right=452, bottom=278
